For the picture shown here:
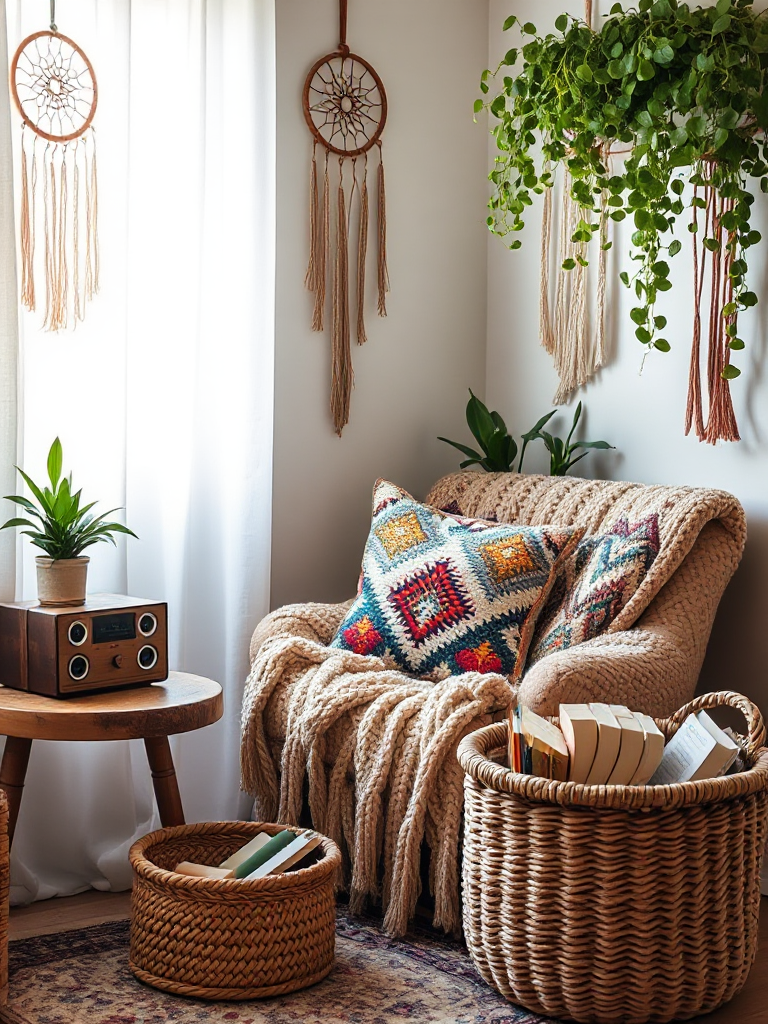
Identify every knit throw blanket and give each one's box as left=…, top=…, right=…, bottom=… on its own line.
left=241, top=473, right=746, bottom=938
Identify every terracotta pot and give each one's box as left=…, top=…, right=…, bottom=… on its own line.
left=35, top=556, right=90, bottom=607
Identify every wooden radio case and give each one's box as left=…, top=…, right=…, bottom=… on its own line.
left=0, top=594, right=168, bottom=698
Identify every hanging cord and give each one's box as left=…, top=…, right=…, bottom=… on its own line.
left=50, top=0, right=57, bottom=33
left=357, top=152, right=369, bottom=345
left=331, top=157, right=353, bottom=435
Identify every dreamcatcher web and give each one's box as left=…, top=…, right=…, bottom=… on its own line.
left=307, top=55, right=385, bottom=157
left=10, top=4, right=99, bottom=331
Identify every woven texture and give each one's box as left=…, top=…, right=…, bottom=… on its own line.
left=241, top=472, right=746, bottom=937
left=458, top=691, right=768, bottom=1024
left=330, top=479, right=582, bottom=680
left=128, top=821, right=340, bottom=1000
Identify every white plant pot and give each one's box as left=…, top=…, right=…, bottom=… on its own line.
left=35, top=556, right=90, bottom=607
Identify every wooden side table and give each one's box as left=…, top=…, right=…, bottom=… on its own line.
left=0, top=672, right=223, bottom=846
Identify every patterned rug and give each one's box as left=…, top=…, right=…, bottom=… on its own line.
left=0, top=911, right=553, bottom=1023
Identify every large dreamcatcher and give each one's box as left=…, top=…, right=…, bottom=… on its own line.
left=9, top=1, right=99, bottom=331
left=302, top=0, right=388, bottom=436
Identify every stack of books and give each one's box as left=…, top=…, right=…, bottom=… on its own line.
left=509, top=703, right=740, bottom=786
left=174, top=829, right=323, bottom=880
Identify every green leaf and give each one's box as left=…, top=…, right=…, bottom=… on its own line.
left=466, top=391, right=497, bottom=450
left=562, top=258, right=576, bottom=270
left=437, top=437, right=483, bottom=462
left=654, top=315, right=668, bottom=329
left=503, top=15, right=517, bottom=30
left=636, top=326, right=652, bottom=343
left=0, top=517, right=37, bottom=530
left=713, top=127, right=728, bottom=149
left=654, top=338, right=671, bottom=351
left=473, top=99, right=483, bottom=114
left=555, top=13, right=568, bottom=32
left=721, top=364, right=741, bottom=380
left=636, top=110, right=653, bottom=128
left=718, top=107, right=740, bottom=130
left=712, top=14, right=731, bottom=34
left=728, top=338, right=745, bottom=350
left=47, top=438, right=62, bottom=491
left=576, top=64, right=593, bottom=83
left=637, top=59, right=656, bottom=81
left=669, top=239, right=682, bottom=256
left=522, top=22, right=536, bottom=34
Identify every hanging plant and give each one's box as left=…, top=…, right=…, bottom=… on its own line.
left=479, top=0, right=768, bottom=442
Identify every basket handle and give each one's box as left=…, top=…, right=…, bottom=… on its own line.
left=664, top=690, right=766, bottom=758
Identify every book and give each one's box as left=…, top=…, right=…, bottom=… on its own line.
left=233, top=829, right=297, bottom=879
left=585, top=703, right=622, bottom=785
left=649, top=710, right=739, bottom=785
left=242, top=832, right=324, bottom=879
left=520, top=706, right=569, bottom=781
left=175, top=861, right=234, bottom=880
left=628, top=712, right=666, bottom=785
left=508, top=705, right=523, bottom=773
left=559, top=704, right=598, bottom=783
left=606, top=705, right=646, bottom=785
left=219, top=832, right=271, bottom=871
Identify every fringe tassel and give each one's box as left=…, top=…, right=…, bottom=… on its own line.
left=305, top=142, right=319, bottom=292
left=312, top=154, right=330, bottom=332
left=704, top=192, right=739, bottom=443
left=88, top=140, right=100, bottom=298
left=376, top=142, right=389, bottom=317
left=19, top=131, right=35, bottom=312
left=357, top=159, right=369, bottom=345
left=539, top=161, right=555, bottom=355
left=685, top=182, right=706, bottom=440
left=594, top=185, right=608, bottom=369
left=331, top=161, right=353, bottom=436
left=73, top=143, right=81, bottom=323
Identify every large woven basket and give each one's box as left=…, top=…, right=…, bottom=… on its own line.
left=129, top=820, right=340, bottom=1000
left=457, top=691, right=768, bottom=1024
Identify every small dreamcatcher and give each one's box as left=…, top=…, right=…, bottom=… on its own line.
left=302, top=0, right=388, bottom=436
left=10, top=1, right=99, bottom=331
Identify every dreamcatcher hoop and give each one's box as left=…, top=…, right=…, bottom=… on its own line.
left=302, top=51, right=387, bottom=158
left=9, top=8, right=100, bottom=331
left=10, top=30, right=98, bottom=144
left=301, top=0, right=389, bottom=436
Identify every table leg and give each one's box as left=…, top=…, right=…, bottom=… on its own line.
left=144, top=736, right=185, bottom=827
left=0, top=737, right=32, bottom=847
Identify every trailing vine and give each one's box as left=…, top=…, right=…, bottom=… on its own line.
left=480, top=0, right=768, bottom=432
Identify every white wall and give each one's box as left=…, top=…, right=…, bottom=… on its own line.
left=486, top=0, right=768, bottom=713
left=271, top=0, right=490, bottom=607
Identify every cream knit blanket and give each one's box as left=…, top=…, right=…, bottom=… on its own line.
left=241, top=473, right=746, bottom=938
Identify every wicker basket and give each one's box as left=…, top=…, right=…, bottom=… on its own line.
left=457, top=691, right=768, bottom=1024
left=129, top=820, right=340, bottom=1000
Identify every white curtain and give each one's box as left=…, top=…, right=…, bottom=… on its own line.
left=4, top=0, right=275, bottom=903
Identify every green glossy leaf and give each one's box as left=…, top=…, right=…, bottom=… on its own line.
left=503, top=15, right=517, bottom=30
left=721, top=364, right=741, bottom=380
left=555, top=13, right=568, bottom=32
left=47, top=438, right=62, bottom=491
left=637, top=59, right=656, bottom=81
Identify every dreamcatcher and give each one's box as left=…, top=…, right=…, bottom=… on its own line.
left=302, top=0, right=388, bottom=436
left=9, top=1, right=99, bottom=331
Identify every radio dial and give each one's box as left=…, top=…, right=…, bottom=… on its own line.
left=68, top=621, right=88, bottom=646
left=138, top=612, right=157, bottom=637
left=138, top=645, right=158, bottom=670
left=68, top=655, right=90, bottom=680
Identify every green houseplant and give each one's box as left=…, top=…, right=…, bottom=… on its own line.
left=439, top=391, right=614, bottom=476
left=1, top=438, right=137, bottom=606
left=480, top=0, right=768, bottom=441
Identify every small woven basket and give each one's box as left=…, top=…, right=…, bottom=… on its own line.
left=129, top=820, right=340, bottom=1000
left=457, top=691, right=768, bottom=1024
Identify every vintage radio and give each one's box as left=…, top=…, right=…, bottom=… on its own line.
left=0, top=594, right=168, bottom=697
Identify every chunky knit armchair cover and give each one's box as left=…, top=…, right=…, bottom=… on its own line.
left=241, top=472, right=746, bottom=936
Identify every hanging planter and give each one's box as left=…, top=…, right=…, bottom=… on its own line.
left=480, top=0, right=768, bottom=443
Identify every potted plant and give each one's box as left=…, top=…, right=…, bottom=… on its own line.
left=1, top=438, right=137, bottom=606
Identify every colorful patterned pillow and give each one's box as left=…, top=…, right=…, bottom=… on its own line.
left=528, top=514, right=661, bottom=665
left=329, top=481, right=583, bottom=682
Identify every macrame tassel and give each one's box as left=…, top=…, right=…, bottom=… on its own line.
left=44, top=144, right=67, bottom=331
left=312, top=155, right=330, bottom=332
left=331, top=162, right=353, bottom=436
left=704, top=192, right=739, bottom=443
left=73, top=144, right=81, bottom=323
left=357, top=161, right=369, bottom=345
left=685, top=183, right=706, bottom=440
left=376, top=142, right=389, bottom=317
left=88, top=139, right=99, bottom=298
left=539, top=162, right=555, bottom=355
left=305, top=142, right=319, bottom=292
left=19, top=131, right=35, bottom=312
left=594, top=185, right=608, bottom=369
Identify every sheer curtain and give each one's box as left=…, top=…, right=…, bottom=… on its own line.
left=4, top=0, right=275, bottom=903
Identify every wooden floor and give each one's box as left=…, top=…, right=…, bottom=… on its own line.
left=7, top=891, right=768, bottom=1020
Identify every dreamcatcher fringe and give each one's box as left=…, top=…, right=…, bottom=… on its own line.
left=685, top=178, right=740, bottom=443
left=331, top=165, right=353, bottom=436
left=357, top=163, right=369, bottom=345
left=541, top=164, right=608, bottom=405
left=305, top=145, right=388, bottom=434
left=19, top=132, right=99, bottom=331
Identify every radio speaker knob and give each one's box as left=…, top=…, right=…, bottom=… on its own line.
left=68, top=621, right=88, bottom=646
left=68, top=655, right=90, bottom=680
left=137, top=645, right=158, bottom=670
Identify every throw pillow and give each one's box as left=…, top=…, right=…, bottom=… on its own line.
left=329, top=480, right=583, bottom=682
left=528, top=513, right=661, bottom=665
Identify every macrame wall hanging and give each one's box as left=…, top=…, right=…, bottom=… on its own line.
left=9, top=0, right=99, bottom=331
left=302, top=0, right=388, bottom=436
left=539, top=0, right=608, bottom=407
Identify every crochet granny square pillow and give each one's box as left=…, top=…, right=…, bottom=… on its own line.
left=528, top=513, right=661, bottom=665
left=329, top=480, right=583, bottom=682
